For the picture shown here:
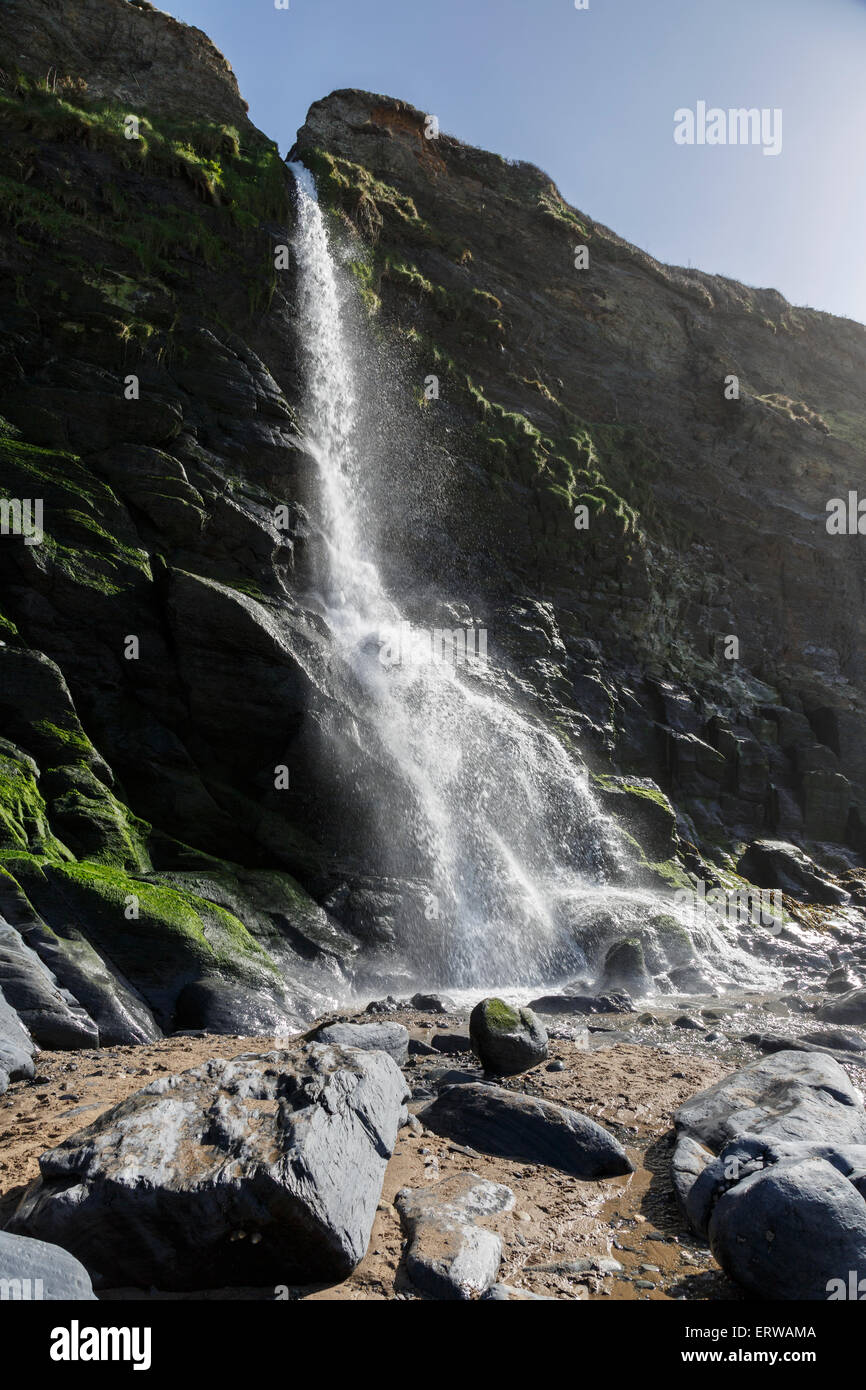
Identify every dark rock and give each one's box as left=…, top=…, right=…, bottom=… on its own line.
left=309, top=1020, right=409, bottom=1066
left=431, top=1032, right=472, bottom=1056
left=818, top=989, right=866, bottom=1025
left=8, top=1043, right=409, bottom=1290
left=418, top=1082, right=634, bottom=1178
left=528, top=991, right=634, bottom=1016
left=599, top=938, right=651, bottom=995
left=709, top=1155, right=866, bottom=1300
left=673, top=1015, right=705, bottom=1031
left=396, top=1170, right=514, bottom=1299
left=364, top=996, right=400, bottom=1015
left=0, top=1230, right=97, bottom=1301
left=409, top=993, right=457, bottom=1014
left=0, top=984, right=36, bottom=1094
left=469, top=997, right=548, bottom=1075
left=800, top=1027, right=866, bottom=1053
left=0, top=921, right=98, bottom=1050
left=737, top=840, right=849, bottom=906
left=408, top=1037, right=440, bottom=1056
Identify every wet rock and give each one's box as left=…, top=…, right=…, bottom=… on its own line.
left=674, top=1015, right=705, bottom=1031
left=0, top=1230, right=97, bottom=1301
left=818, top=988, right=866, bottom=1025
left=528, top=990, right=634, bottom=1016
left=419, top=1082, right=634, bottom=1178
left=408, top=1037, right=440, bottom=1056
left=0, top=984, right=36, bottom=1094
left=8, top=1043, right=409, bottom=1290
left=364, top=996, right=400, bottom=1014
left=675, top=1049, right=866, bottom=1150
left=0, top=920, right=98, bottom=1050
left=599, top=938, right=651, bottom=995
left=396, top=1171, right=514, bottom=1299
left=409, top=993, right=457, bottom=1014
left=826, top=966, right=860, bottom=994
left=469, top=997, right=548, bottom=1075
left=737, top=840, right=849, bottom=906
left=309, top=1020, right=409, bottom=1066
left=173, top=975, right=299, bottom=1037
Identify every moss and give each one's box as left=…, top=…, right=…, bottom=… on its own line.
left=480, top=997, right=521, bottom=1032
left=48, top=861, right=280, bottom=986
left=0, top=749, right=69, bottom=861
left=42, top=764, right=152, bottom=872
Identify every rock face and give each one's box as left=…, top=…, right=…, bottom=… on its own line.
left=0, top=984, right=36, bottom=1095
left=0, top=1230, right=97, bottom=1301
left=8, top=1044, right=409, bottom=1290
left=419, top=1083, right=634, bottom=1178
left=469, top=998, right=548, bottom=1074
left=396, top=1171, right=514, bottom=1300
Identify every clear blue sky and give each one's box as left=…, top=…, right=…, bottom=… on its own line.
left=165, top=0, right=866, bottom=324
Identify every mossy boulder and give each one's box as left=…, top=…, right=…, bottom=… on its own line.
left=594, top=776, right=678, bottom=860
left=599, top=937, right=651, bottom=996
left=469, top=997, right=548, bottom=1075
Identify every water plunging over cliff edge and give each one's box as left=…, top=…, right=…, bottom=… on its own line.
left=288, top=163, right=779, bottom=996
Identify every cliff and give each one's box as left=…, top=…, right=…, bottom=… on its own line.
left=1, top=1, right=865, bottom=1049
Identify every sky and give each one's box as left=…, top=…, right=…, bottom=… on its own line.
left=163, top=0, right=866, bottom=325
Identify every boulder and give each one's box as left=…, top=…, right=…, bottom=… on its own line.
left=709, top=1155, right=866, bottom=1300
left=8, top=1043, right=409, bottom=1290
left=309, top=1020, right=409, bottom=1066
left=528, top=990, right=634, bottom=1016
left=469, top=998, right=547, bottom=1075
left=598, top=938, right=651, bottom=995
left=409, top=992, right=457, bottom=1014
left=419, top=1083, right=633, bottom=1178
left=0, top=1230, right=97, bottom=1301
left=818, top=988, right=866, bottom=1026
left=674, top=1049, right=866, bottom=1150
left=395, top=1171, right=514, bottom=1299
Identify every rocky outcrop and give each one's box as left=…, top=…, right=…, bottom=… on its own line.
left=8, top=1043, right=410, bottom=1290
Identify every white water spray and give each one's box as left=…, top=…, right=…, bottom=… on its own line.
left=288, top=163, right=777, bottom=994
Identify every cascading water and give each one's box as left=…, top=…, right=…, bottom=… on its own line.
left=288, top=163, right=779, bottom=995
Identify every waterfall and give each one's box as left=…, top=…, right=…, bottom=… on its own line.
left=288, top=163, right=779, bottom=995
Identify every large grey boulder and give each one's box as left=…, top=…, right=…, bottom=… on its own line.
left=469, top=998, right=547, bottom=1075
left=708, top=1155, right=866, bottom=1300
left=0, top=920, right=97, bottom=1049
left=309, top=1020, right=409, bottom=1066
left=0, top=1230, right=97, bottom=1300
left=396, top=1171, right=514, bottom=1299
left=674, top=1049, right=866, bottom=1150
left=8, top=1043, right=409, bottom=1290
left=0, top=983, right=36, bottom=1095
left=419, top=1083, right=633, bottom=1178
